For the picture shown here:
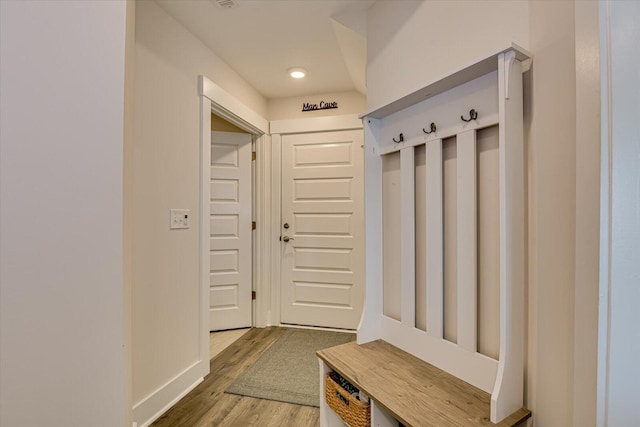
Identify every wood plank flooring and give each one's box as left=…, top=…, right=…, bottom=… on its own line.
left=210, top=328, right=250, bottom=360
left=151, top=327, right=320, bottom=427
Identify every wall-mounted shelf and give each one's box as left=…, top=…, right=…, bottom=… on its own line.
left=360, top=43, right=530, bottom=120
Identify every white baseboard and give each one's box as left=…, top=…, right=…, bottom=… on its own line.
left=279, top=323, right=357, bottom=334
left=133, top=360, right=206, bottom=427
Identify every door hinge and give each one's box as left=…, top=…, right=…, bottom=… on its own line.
left=252, top=291, right=256, bottom=300
left=252, top=151, right=256, bottom=161
left=252, top=221, right=256, bottom=230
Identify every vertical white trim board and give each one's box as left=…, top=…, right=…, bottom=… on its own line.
left=254, top=133, right=272, bottom=328
left=199, top=95, right=212, bottom=364
left=491, top=50, right=525, bottom=423
left=270, top=133, right=282, bottom=327
left=358, top=117, right=383, bottom=344
left=400, top=147, right=416, bottom=328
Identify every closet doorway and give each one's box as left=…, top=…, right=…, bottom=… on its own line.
left=199, top=76, right=271, bottom=344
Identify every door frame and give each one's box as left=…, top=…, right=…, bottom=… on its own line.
left=198, top=76, right=269, bottom=370
left=269, top=115, right=364, bottom=327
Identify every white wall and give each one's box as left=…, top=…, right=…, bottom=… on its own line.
left=132, top=1, right=267, bottom=423
left=599, top=1, right=640, bottom=424
left=268, top=90, right=366, bottom=121
left=0, top=1, right=128, bottom=425
left=527, top=2, right=577, bottom=425
left=573, top=1, right=601, bottom=425
left=366, top=0, right=529, bottom=110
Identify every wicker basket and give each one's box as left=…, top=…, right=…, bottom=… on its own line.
left=325, top=373, right=371, bottom=427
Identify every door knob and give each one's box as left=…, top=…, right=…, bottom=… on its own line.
left=282, top=236, right=294, bottom=242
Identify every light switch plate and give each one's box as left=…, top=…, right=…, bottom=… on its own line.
left=170, top=209, right=190, bottom=229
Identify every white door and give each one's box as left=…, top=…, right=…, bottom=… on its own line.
left=209, top=131, right=252, bottom=331
left=280, top=129, right=364, bottom=329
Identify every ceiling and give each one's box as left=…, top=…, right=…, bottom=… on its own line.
left=155, top=0, right=375, bottom=99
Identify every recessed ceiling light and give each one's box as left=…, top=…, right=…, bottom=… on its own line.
left=211, top=0, right=239, bottom=8
left=288, top=67, right=307, bottom=79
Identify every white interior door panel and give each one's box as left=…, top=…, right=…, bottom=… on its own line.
left=280, top=130, right=364, bottom=329
left=209, top=131, right=252, bottom=331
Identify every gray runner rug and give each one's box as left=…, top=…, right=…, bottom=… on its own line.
left=225, top=327, right=355, bottom=407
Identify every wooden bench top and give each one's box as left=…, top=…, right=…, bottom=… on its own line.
left=317, top=340, right=531, bottom=427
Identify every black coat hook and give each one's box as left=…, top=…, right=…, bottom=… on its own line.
left=461, top=109, right=478, bottom=122
left=393, top=133, right=404, bottom=143
left=423, top=122, right=437, bottom=135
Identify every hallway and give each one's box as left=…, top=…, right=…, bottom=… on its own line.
left=152, top=328, right=319, bottom=427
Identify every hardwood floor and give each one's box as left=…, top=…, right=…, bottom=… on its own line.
left=152, top=327, right=320, bottom=427
left=209, top=328, right=250, bottom=360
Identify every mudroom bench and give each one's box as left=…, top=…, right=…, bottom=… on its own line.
left=318, top=43, right=533, bottom=427
left=317, top=340, right=531, bottom=427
